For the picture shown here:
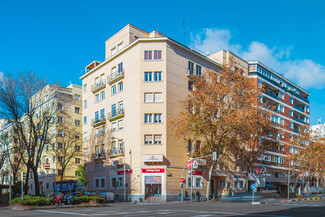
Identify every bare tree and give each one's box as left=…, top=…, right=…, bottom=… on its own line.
left=0, top=72, right=56, bottom=195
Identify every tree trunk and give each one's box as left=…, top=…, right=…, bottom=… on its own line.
left=24, top=166, right=29, bottom=195
left=206, top=164, right=214, bottom=201
left=32, top=167, right=40, bottom=195
left=60, top=173, right=64, bottom=192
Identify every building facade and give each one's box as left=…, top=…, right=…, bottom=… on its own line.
left=81, top=25, right=253, bottom=202
left=27, top=84, right=83, bottom=195
left=248, top=61, right=310, bottom=195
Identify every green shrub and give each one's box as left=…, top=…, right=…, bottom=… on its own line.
left=9, top=195, right=54, bottom=206
left=73, top=196, right=104, bottom=204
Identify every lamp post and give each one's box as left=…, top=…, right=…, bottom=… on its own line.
left=111, top=137, right=126, bottom=202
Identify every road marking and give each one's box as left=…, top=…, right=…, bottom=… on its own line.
left=36, top=210, right=89, bottom=216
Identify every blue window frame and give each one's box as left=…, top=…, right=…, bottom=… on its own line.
left=145, top=72, right=152, bottom=82
left=154, top=72, right=162, bottom=81
left=95, top=111, right=99, bottom=122
left=111, top=104, right=116, bottom=117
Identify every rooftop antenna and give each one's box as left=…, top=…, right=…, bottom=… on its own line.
left=318, top=117, right=322, bottom=124
left=183, top=19, right=186, bottom=45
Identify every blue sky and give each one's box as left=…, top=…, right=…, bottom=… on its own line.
left=0, top=0, right=324, bottom=125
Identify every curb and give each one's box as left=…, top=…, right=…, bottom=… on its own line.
left=9, top=203, right=111, bottom=211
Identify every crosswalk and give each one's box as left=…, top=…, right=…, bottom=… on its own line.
left=36, top=209, right=290, bottom=217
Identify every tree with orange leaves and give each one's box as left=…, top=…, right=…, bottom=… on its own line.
left=172, top=63, right=278, bottom=199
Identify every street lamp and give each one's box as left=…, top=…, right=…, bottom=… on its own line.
left=111, top=136, right=126, bottom=202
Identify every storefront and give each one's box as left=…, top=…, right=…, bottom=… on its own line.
left=142, top=168, right=165, bottom=202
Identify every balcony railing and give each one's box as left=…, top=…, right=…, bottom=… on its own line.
left=108, top=148, right=124, bottom=157
left=294, top=105, right=304, bottom=113
left=107, top=108, right=124, bottom=122
left=294, top=117, right=305, bottom=124
left=264, top=91, right=279, bottom=100
left=91, top=79, right=106, bottom=93
left=92, top=152, right=106, bottom=160
left=294, top=128, right=300, bottom=133
left=91, top=116, right=106, bottom=127
left=107, top=70, right=124, bottom=85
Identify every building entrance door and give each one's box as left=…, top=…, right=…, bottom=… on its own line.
left=144, top=176, right=162, bottom=202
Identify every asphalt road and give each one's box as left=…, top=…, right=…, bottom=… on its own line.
left=1, top=200, right=325, bottom=217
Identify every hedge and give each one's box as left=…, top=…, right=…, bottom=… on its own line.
left=9, top=195, right=54, bottom=206
left=73, top=196, right=104, bottom=204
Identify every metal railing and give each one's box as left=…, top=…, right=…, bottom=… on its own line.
left=294, top=117, right=305, bottom=124
left=92, top=152, right=106, bottom=159
left=294, top=105, right=304, bottom=112
left=109, top=148, right=124, bottom=156
left=91, top=116, right=106, bottom=126
left=264, top=91, right=279, bottom=100
left=107, top=70, right=124, bottom=84
left=91, top=79, right=106, bottom=92
left=107, top=108, right=124, bottom=120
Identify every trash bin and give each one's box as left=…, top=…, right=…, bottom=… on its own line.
left=178, top=192, right=181, bottom=201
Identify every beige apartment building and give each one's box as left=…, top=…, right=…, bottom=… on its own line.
left=28, top=84, right=83, bottom=195
left=81, top=24, right=249, bottom=202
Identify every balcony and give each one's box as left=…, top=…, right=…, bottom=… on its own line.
left=264, top=91, right=279, bottom=100
left=108, top=148, right=124, bottom=157
left=294, top=128, right=300, bottom=133
left=91, top=80, right=106, bottom=93
left=294, top=105, right=304, bottom=113
left=91, top=116, right=106, bottom=127
left=107, top=70, right=124, bottom=85
left=91, top=152, right=106, bottom=160
left=107, top=108, right=124, bottom=122
left=294, top=117, right=305, bottom=124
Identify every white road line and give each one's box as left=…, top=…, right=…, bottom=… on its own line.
left=36, top=210, right=89, bottom=216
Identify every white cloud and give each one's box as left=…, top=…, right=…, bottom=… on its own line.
left=190, top=28, right=325, bottom=89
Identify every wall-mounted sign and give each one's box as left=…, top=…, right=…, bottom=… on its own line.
left=117, top=169, right=133, bottom=175
left=43, top=163, right=50, bottom=168
left=143, top=155, right=163, bottom=162
left=142, top=168, right=165, bottom=173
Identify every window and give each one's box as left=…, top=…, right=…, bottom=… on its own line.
left=118, top=120, right=123, bottom=130
left=84, top=100, right=87, bottom=109
left=83, top=84, right=87, bottom=93
left=305, top=106, right=309, bottom=112
left=188, top=81, right=193, bottom=91
left=83, top=116, right=87, bottom=124
left=154, top=72, right=162, bottom=81
left=75, top=94, right=81, bottom=100
left=75, top=119, right=81, bottom=126
left=154, top=50, right=162, bottom=60
left=187, top=175, right=203, bottom=189
left=58, top=103, right=63, bottom=110
left=188, top=61, right=194, bottom=75
left=100, top=108, right=105, bottom=119
left=196, top=65, right=201, bottom=77
left=112, top=85, right=117, bottom=95
left=75, top=158, right=81, bottom=165
left=280, top=118, right=284, bottom=126
left=279, top=92, right=284, bottom=99
left=145, top=135, right=153, bottom=144
left=278, top=104, right=284, bottom=113
left=58, top=130, right=64, bottom=137
left=58, top=116, right=64, bottom=124
left=144, top=50, right=152, bottom=60
left=110, top=176, right=124, bottom=189
left=144, top=93, right=153, bottom=102
left=112, top=66, right=117, bottom=77
left=219, top=180, right=226, bottom=188
left=290, top=110, right=293, bottom=117
left=154, top=114, right=162, bottom=123
left=290, top=97, right=294, bottom=104
left=75, top=145, right=81, bottom=151
left=118, top=62, right=123, bottom=73
left=154, top=135, right=162, bottom=144
left=289, top=122, right=294, bottom=129
left=144, top=72, right=152, bottom=82
left=118, top=82, right=123, bottom=92
left=75, top=107, right=81, bottom=113
left=154, top=93, right=162, bottom=102
left=94, top=177, right=106, bottom=189
left=100, top=126, right=105, bottom=136
left=111, top=122, right=117, bottom=132
left=144, top=114, right=152, bottom=123
left=234, top=181, right=238, bottom=188
left=95, top=94, right=99, bottom=103
left=111, top=47, right=116, bottom=55
left=118, top=101, right=123, bottom=111
left=118, top=42, right=123, bottom=51
left=83, top=132, right=87, bottom=141
left=100, top=91, right=105, bottom=100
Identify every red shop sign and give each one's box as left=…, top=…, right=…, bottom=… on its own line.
left=142, top=168, right=165, bottom=173
left=192, top=171, right=202, bottom=176
left=117, top=169, right=133, bottom=175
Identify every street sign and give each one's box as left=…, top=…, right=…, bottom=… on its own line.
left=192, top=160, right=199, bottom=169
left=213, top=152, right=217, bottom=161
left=186, top=161, right=192, bottom=169
left=250, top=184, right=256, bottom=190
left=299, top=173, right=304, bottom=178
left=180, top=178, right=185, bottom=183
